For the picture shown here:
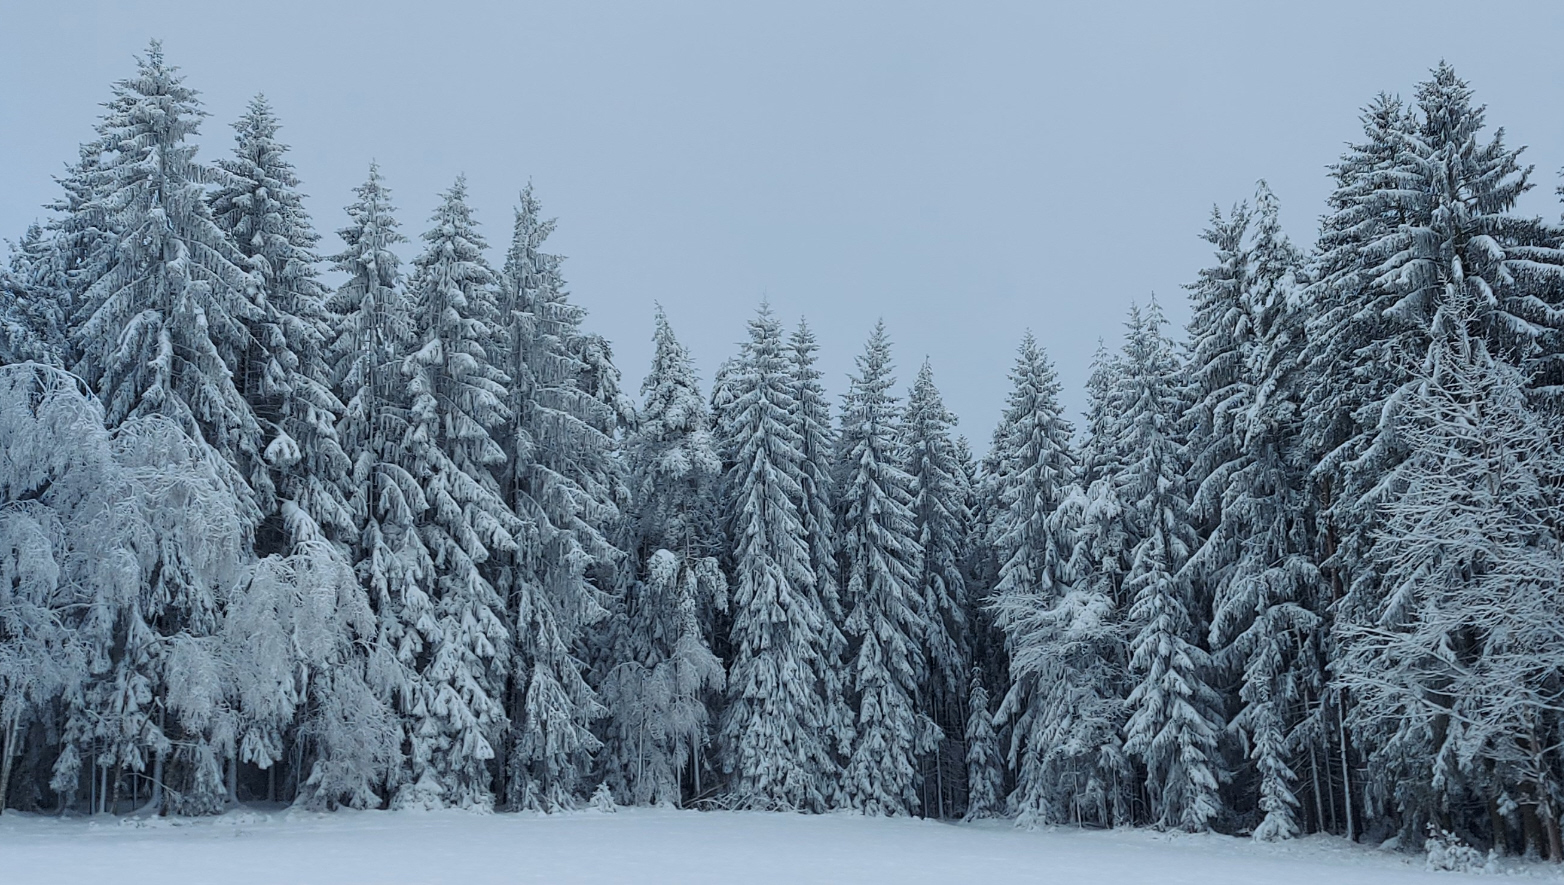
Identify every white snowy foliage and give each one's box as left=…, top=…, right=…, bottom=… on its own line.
left=717, top=305, right=835, bottom=811
left=835, top=323, right=936, bottom=816
left=601, top=309, right=725, bottom=806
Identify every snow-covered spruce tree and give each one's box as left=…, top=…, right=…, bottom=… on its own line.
left=494, top=185, right=627, bottom=811
left=788, top=319, right=853, bottom=774
left=0, top=260, right=42, bottom=366
left=1306, top=66, right=1564, bottom=840
left=0, top=227, right=66, bottom=366
left=600, top=307, right=725, bottom=806
left=717, top=304, right=835, bottom=811
left=901, top=359, right=972, bottom=817
left=70, top=42, right=263, bottom=527
left=1116, top=300, right=1222, bottom=833
left=834, top=322, right=935, bottom=816
left=208, top=96, right=389, bottom=806
left=327, top=163, right=425, bottom=805
left=991, top=334, right=1120, bottom=827
left=1338, top=287, right=1564, bottom=860
left=46, top=139, right=117, bottom=371
left=57, top=42, right=272, bottom=814
left=395, top=178, right=520, bottom=809
left=1185, top=186, right=1324, bottom=840
left=962, top=673, right=1005, bottom=821
left=1182, top=198, right=1251, bottom=566
left=210, top=94, right=354, bottom=551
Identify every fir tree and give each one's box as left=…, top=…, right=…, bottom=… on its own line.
left=0, top=226, right=65, bottom=366
left=788, top=319, right=853, bottom=771
left=901, top=359, right=972, bottom=817
left=1117, top=301, right=1221, bottom=832
left=70, top=42, right=263, bottom=526
left=1339, top=286, right=1564, bottom=857
left=1306, top=67, right=1564, bottom=839
left=208, top=98, right=387, bottom=804
left=327, top=164, right=426, bottom=804
left=395, top=178, right=519, bottom=809
left=601, top=308, right=725, bottom=806
left=991, top=335, right=1122, bottom=827
left=1186, top=186, right=1323, bottom=840
left=210, top=94, right=354, bottom=552
left=835, top=323, right=935, bottom=816
left=58, top=41, right=263, bottom=814
left=962, top=673, right=1005, bottom=821
left=494, top=185, right=626, bottom=810
left=717, top=304, right=834, bottom=811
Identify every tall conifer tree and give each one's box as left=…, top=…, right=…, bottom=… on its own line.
left=718, top=305, right=834, bottom=810
left=835, top=323, right=934, bottom=816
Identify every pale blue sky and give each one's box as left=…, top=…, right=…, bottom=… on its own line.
left=2, top=1, right=1562, bottom=441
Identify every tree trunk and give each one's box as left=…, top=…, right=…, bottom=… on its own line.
left=1337, top=698, right=1355, bottom=841
left=1488, top=794, right=1508, bottom=857
left=1522, top=802, right=1544, bottom=859
left=0, top=713, right=19, bottom=814
left=1309, top=740, right=1325, bottom=835
left=148, top=714, right=166, bottom=815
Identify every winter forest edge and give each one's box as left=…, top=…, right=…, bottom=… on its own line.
left=4, top=41, right=1564, bottom=864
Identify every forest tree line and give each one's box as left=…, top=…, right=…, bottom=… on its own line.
left=3, top=42, right=1564, bottom=859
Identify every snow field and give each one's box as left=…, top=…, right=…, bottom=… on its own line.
left=0, top=807, right=1541, bottom=885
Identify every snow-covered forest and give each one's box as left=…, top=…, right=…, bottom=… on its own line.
left=5, top=42, right=1564, bottom=863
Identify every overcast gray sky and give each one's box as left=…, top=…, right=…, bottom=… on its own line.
left=3, top=1, right=1563, bottom=444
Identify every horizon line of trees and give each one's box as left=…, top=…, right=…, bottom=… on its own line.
left=4, top=42, right=1564, bottom=861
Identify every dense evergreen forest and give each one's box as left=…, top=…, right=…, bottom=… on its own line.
left=4, top=41, right=1564, bottom=861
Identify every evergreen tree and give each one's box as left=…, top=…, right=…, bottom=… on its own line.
left=901, top=359, right=972, bottom=816
left=962, top=673, right=1005, bottom=821
left=717, top=305, right=834, bottom=810
left=395, top=178, right=519, bottom=809
left=1117, top=301, right=1221, bottom=832
left=494, top=185, right=626, bottom=810
left=835, top=323, right=934, bottom=816
left=327, top=164, right=425, bottom=804
left=57, top=41, right=264, bottom=814
left=1186, top=186, right=1324, bottom=840
left=1339, top=286, right=1564, bottom=858
left=70, top=42, right=263, bottom=526
left=788, top=319, right=853, bottom=771
left=210, top=94, right=354, bottom=552
left=0, top=226, right=65, bottom=366
left=209, top=98, right=386, bottom=805
left=1306, top=66, right=1564, bottom=840
left=991, top=335, right=1122, bottom=826
left=601, top=308, right=725, bottom=806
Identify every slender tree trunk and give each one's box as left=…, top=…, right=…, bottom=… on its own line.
left=0, top=713, right=20, bottom=814
left=1488, top=794, right=1508, bottom=857
left=1337, top=699, right=1354, bottom=841
left=1309, top=740, right=1325, bottom=835
left=936, top=746, right=945, bottom=820
left=149, top=710, right=166, bottom=815
left=1538, top=789, right=1561, bottom=861
left=1522, top=801, right=1544, bottom=858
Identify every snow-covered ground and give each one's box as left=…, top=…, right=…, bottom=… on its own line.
left=0, top=806, right=1548, bottom=884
